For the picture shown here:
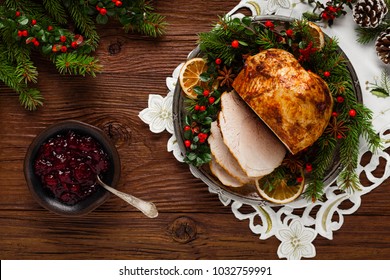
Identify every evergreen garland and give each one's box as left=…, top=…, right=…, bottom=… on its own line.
left=181, top=16, right=382, bottom=201
left=0, top=0, right=166, bottom=110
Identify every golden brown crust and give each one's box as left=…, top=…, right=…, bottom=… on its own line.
left=232, top=49, right=333, bottom=154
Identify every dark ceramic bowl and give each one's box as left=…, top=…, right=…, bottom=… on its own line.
left=24, top=120, right=121, bottom=216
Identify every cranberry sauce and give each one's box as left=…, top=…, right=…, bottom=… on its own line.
left=33, top=130, right=109, bottom=205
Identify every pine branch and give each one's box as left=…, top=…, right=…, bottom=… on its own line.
left=303, top=179, right=324, bottom=201
left=133, top=12, right=167, bottom=38
left=55, top=52, right=101, bottom=76
left=19, top=88, right=44, bottom=110
left=43, top=0, right=68, bottom=25
left=355, top=24, right=388, bottom=45
left=67, top=0, right=99, bottom=49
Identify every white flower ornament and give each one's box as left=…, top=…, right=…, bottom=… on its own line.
left=276, top=219, right=317, bottom=260
left=138, top=94, right=173, bottom=134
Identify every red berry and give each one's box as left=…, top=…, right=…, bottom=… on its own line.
left=264, top=20, right=274, bottom=29
left=286, top=29, right=293, bottom=37
left=184, top=140, right=191, bottom=148
left=296, top=177, right=303, bottom=183
left=231, top=40, right=239, bottom=48
left=61, top=45, right=67, bottom=53
left=208, top=97, right=215, bottom=104
left=100, top=8, right=107, bottom=15
left=31, top=19, right=37, bottom=25
left=60, top=35, right=66, bottom=42
left=71, top=41, right=78, bottom=48
left=96, top=5, right=101, bottom=11
left=17, top=30, right=23, bottom=37
left=194, top=104, right=200, bottom=111
left=15, top=11, right=21, bottom=17
left=203, top=90, right=210, bottom=97
left=349, top=109, right=357, bottom=117
left=199, top=105, right=206, bottom=111
left=305, top=163, right=313, bottom=173
left=215, top=58, right=222, bottom=65
left=198, top=133, right=208, bottom=143
left=336, top=96, right=344, bottom=103
left=184, top=125, right=191, bottom=131
left=115, top=1, right=123, bottom=7
left=33, top=40, right=40, bottom=47
left=47, top=26, right=53, bottom=31
left=52, top=45, right=59, bottom=52
left=332, top=111, right=338, bottom=117
left=22, top=30, right=28, bottom=37
left=324, top=71, right=331, bottom=77
left=337, top=134, right=344, bottom=139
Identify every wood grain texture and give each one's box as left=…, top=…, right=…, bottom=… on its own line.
left=0, top=0, right=389, bottom=260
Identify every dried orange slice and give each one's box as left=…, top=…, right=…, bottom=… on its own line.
left=255, top=171, right=305, bottom=204
left=179, top=58, right=209, bottom=99
left=307, top=21, right=325, bottom=50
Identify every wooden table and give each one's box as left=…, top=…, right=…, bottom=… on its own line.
left=1, top=0, right=389, bottom=260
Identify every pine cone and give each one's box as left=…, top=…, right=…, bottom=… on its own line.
left=376, top=28, right=390, bottom=64
left=353, top=0, right=388, bottom=28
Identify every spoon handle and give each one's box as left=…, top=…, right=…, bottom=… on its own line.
left=97, top=177, right=158, bottom=218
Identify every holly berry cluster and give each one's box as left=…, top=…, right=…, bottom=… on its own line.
left=182, top=86, right=222, bottom=166
left=303, top=0, right=355, bottom=26
left=92, top=0, right=126, bottom=25
left=13, top=11, right=86, bottom=55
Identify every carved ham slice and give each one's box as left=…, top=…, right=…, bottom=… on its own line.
left=208, top=121, right=251, bottom=186
left=218, top=91, right=286, bottom=178
left=209, top=156, right=243, bottom=188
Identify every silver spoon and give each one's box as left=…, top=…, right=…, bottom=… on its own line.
left=96, top=176, right=158, bottom=218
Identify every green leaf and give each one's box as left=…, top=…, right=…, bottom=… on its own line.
left=187, top=152, right=197, bottom=161
left=17, top=16, right=29, bottom=26
left=238, top=40, right=248, bottom=46
left=193, top=86, right=203, bottom=95
left=199, top=153, right=211, bottom=163
left=203, top=117, right=212, bottom=125
left=200, top=72, right=210, bottom=82
left=96, top=14, right=108, bottom=25
left=371, top=87, right=389, bottom=98
left=242, top=17, right=252, bottom=26
left=42, top=44, right=52, bottom=55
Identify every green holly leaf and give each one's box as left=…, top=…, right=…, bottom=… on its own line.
left=42, top=44, right=52, bottom=55
left=187, top=152, right=197, bottom=161
left=200, top=72, right=210, bottom=82
left=193, top=86, right=203, bottom=95
left=96, top=14, right=108, bottom=25
left=371, top=87, right=389, bottom=98
left=17, top=16, right=29, bottom=25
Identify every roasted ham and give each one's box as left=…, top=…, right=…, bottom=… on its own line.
left=232, top=48, right=333, bottom=154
